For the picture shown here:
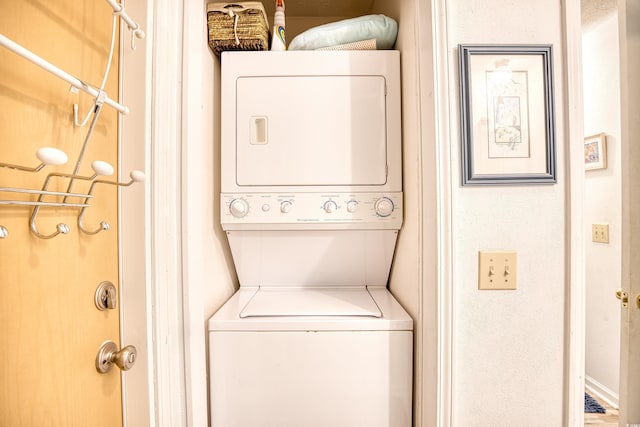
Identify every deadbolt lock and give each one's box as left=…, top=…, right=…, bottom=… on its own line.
left=616, top=288, right=629, bottom=308
left=95, top=281, right=117, bottom=310
left=96, top=341, right=137, bottom=373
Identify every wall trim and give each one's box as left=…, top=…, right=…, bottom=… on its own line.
left=413, top=0, right=426, bottom=420
left=180, top=0, right=211, bottom=426
left=562, top=0, right=586, bottom=426
left=430, top=0, right=453, bottom=425
left=586, top=375, right=620, bottom=409
left=149, top=0, right=188, bottom=424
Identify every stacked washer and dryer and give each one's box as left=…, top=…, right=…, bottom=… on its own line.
left=208, top=50, right=413, bottom=427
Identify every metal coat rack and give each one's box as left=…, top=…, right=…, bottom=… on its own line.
left=0, top=0, right=146, bottom=239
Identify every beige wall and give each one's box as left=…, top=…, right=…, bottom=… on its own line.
left=443, top=1, right=567, bottom=425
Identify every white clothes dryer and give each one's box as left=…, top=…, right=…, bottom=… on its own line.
left=208, top=51, right=413, bottom=427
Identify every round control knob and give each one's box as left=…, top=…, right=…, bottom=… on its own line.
left=229, top=198, right=249, bottom=218
left=280, top=201, right=292, bottom=213
left=323, top=200, right=338, bottom=214
left=346, top=200, right=358, bottom=213
left=374, top=197, right=394, bottom=217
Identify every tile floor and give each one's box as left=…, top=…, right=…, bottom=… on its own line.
left=584, top=391, right=619, bottom=426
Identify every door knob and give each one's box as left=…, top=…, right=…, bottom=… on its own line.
left=95, top=340, right=137, bottom=373
left=616, top=288, right=629, bottom=308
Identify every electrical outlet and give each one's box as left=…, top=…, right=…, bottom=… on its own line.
left=478, top=251, right=517, bottom=290
left=592, top=223, right=609, bottom=243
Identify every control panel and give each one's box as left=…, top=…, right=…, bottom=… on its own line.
left=221, top=192, right=403, bottom=230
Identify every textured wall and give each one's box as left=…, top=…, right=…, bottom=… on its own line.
left=445, top=1, right=567, bottom=425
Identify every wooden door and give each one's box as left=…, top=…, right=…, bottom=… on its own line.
left=619, top=1, right=640, bottom=425
left=0, top=1, right=123, bottom=426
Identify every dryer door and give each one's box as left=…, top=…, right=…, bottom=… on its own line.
left=235, top=75, right=388, bottom=187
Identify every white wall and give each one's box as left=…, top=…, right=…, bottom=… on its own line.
left=443, top=1, right=567, bottom=425
left=582, top=10, right=621, bottom=406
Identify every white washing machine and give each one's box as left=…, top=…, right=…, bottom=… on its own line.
left=209, top=51, right=413, bottom=427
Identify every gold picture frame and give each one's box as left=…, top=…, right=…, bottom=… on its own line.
left=584, top=133, right=607, bottom=171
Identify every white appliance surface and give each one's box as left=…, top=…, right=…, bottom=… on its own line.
left=236, top=75, right=387, bottom=186
left=221, top=50, right=402, bottom=195
left=239, top=286, right=382, bottom=318
left=208, top=286, right=413, bottom=426
left=209, top=286, right=412, bottom=331
left=226, top=229, right=398, bottom=288
left=221, top=192, right=403, bottom=230
left=209, top=327, right=413, bottom=427
left=210, top=51, right=412, bottom=427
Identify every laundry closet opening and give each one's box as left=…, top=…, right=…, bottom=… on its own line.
left=187, top=0, right=428, bottom=425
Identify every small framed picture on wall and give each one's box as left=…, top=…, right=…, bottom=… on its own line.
left=458, top=44, right=557, bottom=185
left=584, top=133, right=607, bottom=170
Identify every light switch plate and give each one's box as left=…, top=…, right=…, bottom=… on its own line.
left=592, top=223, right=609, bottom=243
left=478, top=251, right=517, bottom=290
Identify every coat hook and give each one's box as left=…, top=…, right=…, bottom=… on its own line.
left=73, top=103, right=95, bottom=127
left=107, top=0, right=145, bottom=50
left=29, top=222, right=70, bottom=239
left=73, top=89, right=106, bottom=127
left=0, top=147, right=68, bottom=172
left=130, top=25, right=145, bottom=50
left=78, top=170, right=145, bottom=235
left=30, top=160, right=114, bottom=239
left=131, top=24, right=146, bottom=50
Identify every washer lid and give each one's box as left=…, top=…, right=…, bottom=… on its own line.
left=239, top=287, right=382, bottom=318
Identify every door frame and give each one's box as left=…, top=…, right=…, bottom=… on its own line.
left=127, top=0, right=593, bottom=426
left=565, top=2, right=640, bottom=426
left=118, top=0, right=155, bottom=425
left=617, top=0, right=640, bottom=423
left=120, top=0, right=211, bottom=425
left=119, top=0, right=195, bottom=424
left=562, top=0, right=588, bottom=426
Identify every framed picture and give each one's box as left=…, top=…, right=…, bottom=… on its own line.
left=584, top=133, right=607, bottom=170
left=458, top=44, right=556, bottom=185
